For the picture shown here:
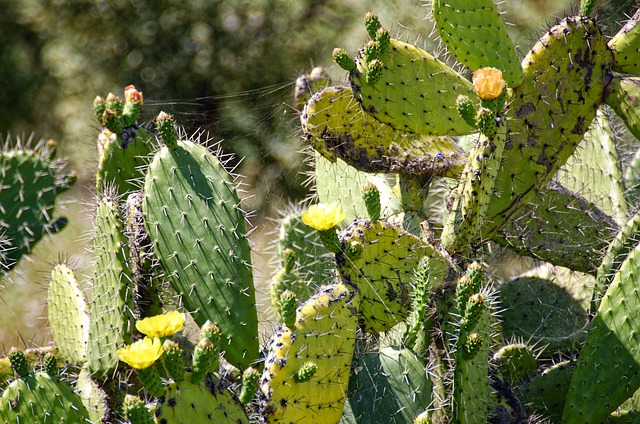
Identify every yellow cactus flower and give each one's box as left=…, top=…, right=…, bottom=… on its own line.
left=472, top=67, right=506, bottom=100
left=136, top=311, right=185, bottom=338
left=301, top=203, right=346, bottom=231
left=117, top=337, right=163, bottom=370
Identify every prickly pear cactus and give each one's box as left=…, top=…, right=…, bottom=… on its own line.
left=261, top=283, right=359, bottom=424
left=0, top=135, right=75, bottom=271
left=142, top=113, right=258, bottom=369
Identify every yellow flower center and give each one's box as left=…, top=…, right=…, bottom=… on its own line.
left=117, top=337, right=163, bottom=370
left=301, top=203, right=346, bottom=231
left=136, top=311, right=185, bottom=338
left=472, top=68, right=506, bottom=100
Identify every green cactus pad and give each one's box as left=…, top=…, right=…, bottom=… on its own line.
left=336, top=219, right=448, bottom=333
left=431, top=0, right=523, bottom=87
left=591, top=210, right=640, bottom=313
left=301, top=85, right=465, bottom=176
left=0, top=371, right=91, bottom=423
left=142, top=136, right=258, bottom=369
left=154, top=379, right=249, bottom=424
left=348, top=346, right=432, bottom=424
left=48, top=263, right=90, bottom=365
left=0, top=135, right=75, bottom=271
left=88, top=188, right=135, bottom=379
left=482, top=16, right=613, bottom=240
left=564, top=242, right=640, bottom=423
left=557, top=109, right=627, bottom=225
left=314, top=155, right=400, bottom=223
left=516, top=360, right=575, bottom=423
left=261, top=283, right=359, bottom=424
left=498, top=277, right=587, bottom=353
left=609, top=9, right=640, bottom=74
left=96, top=127, right=154, bottom=195
left=606, top=76, right=640, bottom=143
left=276, top=205, right=335, bottom=290
left=493, top=181, right=619, bottom=274
left=350, top=37, right=477, bottom=136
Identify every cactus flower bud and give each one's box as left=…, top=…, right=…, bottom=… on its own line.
left=333, top=47, right=356, bottom=72
left=124, top=84, right=144, bottom=105
left=472, top=67, right=506, bottom=100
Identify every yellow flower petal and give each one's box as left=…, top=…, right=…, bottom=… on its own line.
left=136, top=311, right=185, bottom=338
left=301, top=203, right=346, bottom=231
left=473, top=67, right=506, bottom=100
left=117, top=337, right=163, bottom=370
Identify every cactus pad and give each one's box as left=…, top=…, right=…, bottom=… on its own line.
left=609, top=9, right=640, bottom=74
left=0, top=135, right=75, bottom=271
left=606, top=76, right=640, bottom=142
left=431, top=0, right=523, bottom=87
left=482, top=16, right=613, bottom=239
left=336, top=219, right=448, bottom=333
left=48, top=263, right=90, bottom=365
left=261, top=283, right=359, bottom=423
left=348, top=346, right=432, bottom=423
left=301, top=85, right=465, bottom=176
left=143, top=134, right=258, bottom=369
left=154, top=378, right=249, bottom=424
left=350, top=32, right=477, bottom=136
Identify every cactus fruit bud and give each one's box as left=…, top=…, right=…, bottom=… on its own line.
left=333, top=47, right=356, bottom=71
left=376, top=28, right=391, bottom=53
left=137, top=365, right=164, bottom=398
left=43, top=352, right=58, bottom=377
left=493, top=344, right=538, bottom=385
left=162, top=340, right=185, bottom=382
left=191, top=338, right=218, bottom=383
left=363, top=40, right=382, bottom=63
left=466, top=262, right=486, bottom=286
left=124, top=395, right=155, bottom=424
left=8, top=348, right=29, bottom=378
left=472, top=67, right=506, bottom=101
left=124, top=84, right=143, bottom=105
left=155, top=112, right=178, bottom=150
left=239, top=367, right=260, bottom=405
left=462, top=332, right=483, bottom=359
left=363, top=182, right=382, bottom=221
left=456, top=95, right=478, bottom=128
left=456, top=275, right=480, bottom=314
left=366, top=59, right=385, bottom=85
left=462, top=293, right=486, bottom=331
left=294, top=361, right=318, bottom=382
left=93, top=96, right=106, bottom=123
left=364, top=11, right=382, bottom=39
left=278, top=289, right=297, bottom=329
left=476, top=107, right=498, bottom=140
left=200, top=320, right=222, bottom=346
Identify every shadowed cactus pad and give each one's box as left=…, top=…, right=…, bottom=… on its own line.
left=261, top=283, right=359, bottom=424
left=301, top=85, right=465, bottom=176
left=143, top=127, right=258, bottom=369
left=347, top=346, right=432, bottom=424
left=498, top=277, right=588, bottom=353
